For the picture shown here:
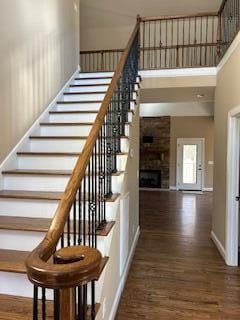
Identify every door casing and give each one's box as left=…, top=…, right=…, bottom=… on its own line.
left=226, top=106, right=240, bottom=266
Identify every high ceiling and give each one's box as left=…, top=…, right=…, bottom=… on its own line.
left=81, top=0, right=222, bottom=29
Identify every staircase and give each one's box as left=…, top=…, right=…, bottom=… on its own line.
left=0, top=70, right=140, bottom=320
left=0, top=16, right=140, bottom=319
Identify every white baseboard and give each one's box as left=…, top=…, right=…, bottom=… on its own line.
left=108, top=226, right=140, bottom=320
left=211, top=230, right=226, bottom=261
left=203, top=187, right=213, bottom=192
left=170, top=186, right=213, bottom=192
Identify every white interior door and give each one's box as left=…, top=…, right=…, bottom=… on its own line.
left=177, top=138, right=204, bottom=191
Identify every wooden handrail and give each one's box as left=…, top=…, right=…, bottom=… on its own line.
left=80, top=48, right=123, bottom=54
left=219, top=0, right=228, bottom=14
left=25, top=20, right=140, bottom=289
left=140, top=12, right=218, bottom=22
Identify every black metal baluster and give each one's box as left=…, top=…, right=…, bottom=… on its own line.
left=91, top=149, right=95, bottom=248
left=78, top=286, right=83, bottom=320
left=83, top=284, right=87, bottom=320
left=103, top=116, right=107, bottom=223
left=83, top=175, right=86, bottom=246
left=53, top=289, right=60, bottom=320
left=94, top=143, right=98, bottom=247
left=73, top=199, right=77, bottom=246
left=67, top=209, right=71, bottom=247
left=33, top=285, right=38, bottom=320
left=42, top=288, right=46, bottom=320
left=182, top=18, right=185, bottom=67
left=78, top=185, right=82, bottom=245
left=165, top=19, right=167, bottom=68
left=159, top=20, right=162, bottom=69
left=91, top=281, right=95, bottom=320
left=88, top=161, right=91, bottom=247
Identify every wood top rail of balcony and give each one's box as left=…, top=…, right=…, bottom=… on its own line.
left=140, top=11, right=219, bottom=22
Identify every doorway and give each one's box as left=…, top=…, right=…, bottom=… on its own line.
left=177, top=138, right=204, bottom=191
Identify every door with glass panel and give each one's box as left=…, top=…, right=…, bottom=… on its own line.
left=177, top=138, right=204, bottom=191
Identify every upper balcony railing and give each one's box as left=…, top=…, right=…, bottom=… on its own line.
left=140, top=13, right=219, bottom=69
left=219, top=0, right=240, bottom=59
left=80, top=0, right=240, bottom=72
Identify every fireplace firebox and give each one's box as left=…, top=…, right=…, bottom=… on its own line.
left=139, top=170, right=161, bottom=188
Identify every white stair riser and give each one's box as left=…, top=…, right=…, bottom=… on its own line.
left=62, top=93, right=106, bottom=102
left=78, top=72, right=114, bottom=78
left=17, top=154, right=127, bottom=171
left=18, top=155, right=78, bottom=170
left=68, top=86, right=108, bottom=93
left=0, top=199, right=58, bottom=218
left=30, top=139, right=86, bottom=152
left=54, top=101, right=135, bottom=112
left=61, top=92, right=136, bottom=102
left=0, top=273, right=35, bottom=299
left=0, top=199, right=119, bottom=220
left=0, top=271, right=105, bottom=301
left=29, top=138, right=129, bottom=153
left=55, top=103, right=101, bottom=112
left=39, top=126, right=93, bottom=136
left=3, top=174, right=123, bottom=193
left=49, top=111, right=133, bottom=123
left=73, top=79, right=112, bottom=85
left=37, top=124, right=130, bottom=137
left=49, top=113, right=97, bottom=122
left=0, top=230, right=108, bottom=254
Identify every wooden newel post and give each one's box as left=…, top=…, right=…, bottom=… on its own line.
left=54, top=245, right=102, bottom=320
left=59, top=288, right=76, bottom=320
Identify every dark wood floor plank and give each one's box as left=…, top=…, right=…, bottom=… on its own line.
left=116, top=191, right=240, bottom=320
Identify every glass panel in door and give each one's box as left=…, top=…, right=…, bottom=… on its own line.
left=182, top=145, right=197, bottom=184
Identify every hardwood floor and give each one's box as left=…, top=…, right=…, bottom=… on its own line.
left=116, top=191, right=240, bottom=320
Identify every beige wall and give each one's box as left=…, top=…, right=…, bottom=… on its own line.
left=170, top=116, right=214, bottom=188
left=0, top=0, right=80, bottom=163
left=213, top=39, right=240, bottom=249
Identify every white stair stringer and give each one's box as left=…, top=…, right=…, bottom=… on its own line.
left=0, top=70, right=140, bottom=312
